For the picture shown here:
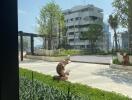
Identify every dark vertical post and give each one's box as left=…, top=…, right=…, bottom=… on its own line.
left=45, top=37, right=46, bottom=49
left=31, top=35, right=34, bottom=55
left=31, top=71, right=34, bottom=100
left=20, top=33, right=23, bottom=61
left=1, top=0, right=19, bottom=100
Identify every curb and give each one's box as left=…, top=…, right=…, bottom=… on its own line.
left=24, top=55, right=111, bottom=65
left=71, top=60, right=110, bottom=65
left=110, top=64, right=132, bottom=71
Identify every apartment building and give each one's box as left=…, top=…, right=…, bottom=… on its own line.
left=63, top=4, right=111, bottom=52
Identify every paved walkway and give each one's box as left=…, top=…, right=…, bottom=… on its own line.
left=19, top=59, right=132, bottom=98
left=70, top=55, right=112, bottom=64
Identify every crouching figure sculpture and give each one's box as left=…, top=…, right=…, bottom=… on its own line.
left=53, top=55, right=71, bottom=81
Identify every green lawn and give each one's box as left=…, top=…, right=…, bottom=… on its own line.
left=39, top=49, right=112, bottom=56
left=19, top=68, right=132, bottom=100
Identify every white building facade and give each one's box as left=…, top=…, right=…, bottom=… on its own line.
left=102, top=23, right=111, bottom=51
left=63, top=5, right=111, bottom=52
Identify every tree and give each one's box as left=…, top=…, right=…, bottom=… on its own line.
left=80, top=24, right=103, bottom=53
left=37, top=1, right=63, bottom=50
left=112, top=0, right=132, bottom=54
left=58, top=13, right=65, bottom=48
left=112, top=0, right=128, bottom=27
left=108, top=14, right=119, bottom=52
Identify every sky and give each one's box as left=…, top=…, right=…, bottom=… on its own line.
left=18, top=0, right=115, bottom=33
left=18, top=0, right=119, bottom=46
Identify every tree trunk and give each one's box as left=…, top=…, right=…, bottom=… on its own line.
left=58, top=20, right=61, bottom=48
left=92, top=41, right=95, bottom=53
left=48, top=14, right=53, bottom=50
left=114, top=29, right=118, bottom=52
left=90, top=40, right=94, bottom=53
left=42, top=37, right=45, bottom=49
left=48, top=35, right=52, bottom=50
left=44, top=37, right=46, bottom=49
left=128, top=0, right=132, bottom=54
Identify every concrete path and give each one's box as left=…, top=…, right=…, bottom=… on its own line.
left=70, top=55, right=112, bottom=64
left=19, top=59, right=132, bottom=98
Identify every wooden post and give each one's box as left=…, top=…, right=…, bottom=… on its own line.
left=31, top=35, right=34, bottom=55
left=20, top=33, right=23, bottom=61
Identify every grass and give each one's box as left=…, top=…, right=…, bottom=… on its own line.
left=53, top=49, right=80, bottom=56
left=52, top=49, right=112, bottom=56
left=19, top=68, right=132, bottom=100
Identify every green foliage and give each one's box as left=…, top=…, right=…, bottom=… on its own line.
left=108, top=14, right=119, bottom=52
left=112, top=0, right=129, bottom=27
left=80, top=24, right=103, bottom=41
left=37, top=1, right=64, bottom=50
left=54, top=49, right=80, bottom=56
left=58, top=37, right=70, bottom=49
left=19, top=76, right=81, bottom=100
left=19, top=68, right=132, bottom=100
left=108, top=14, right=119, bottom=30
left=80, top=24, right=103, bottom=53
left=112, top=0, right=132, bottom=53
left=37, top=1, right=61, bottom=35
left=112, top=58, right=122, bottom=65
left=50, top=49, right=112, bottom=56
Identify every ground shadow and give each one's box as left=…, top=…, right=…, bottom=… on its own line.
left=94, top=67, right=132, bottom=86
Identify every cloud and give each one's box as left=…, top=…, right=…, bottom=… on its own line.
left=18, top=9, right=27, bottom=15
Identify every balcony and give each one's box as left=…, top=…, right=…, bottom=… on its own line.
left=67, top=28, right=80, bottom=33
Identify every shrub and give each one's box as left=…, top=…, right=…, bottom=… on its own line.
left=112, top=58, right=122, bottom=65
left=19, top=76, right=82, bottom=100
left=53, top=49, right=80, bottom=56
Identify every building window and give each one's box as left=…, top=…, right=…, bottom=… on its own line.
left=80, top=45, right=85, bottom=48
left=75, top=17, right=81, bottom=20
left=89, top=16, right=98, bottom=21
left=70, top=18, right=74, bottom=21
left=83, top=16, right=90, bottom=21
left=69, top=32, right=74, bottom=35
left=87, top=45, right=90, bottom=48
left=69, top=39, right=74, bottom=42
left=68, top=26, right=74, bottom=29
